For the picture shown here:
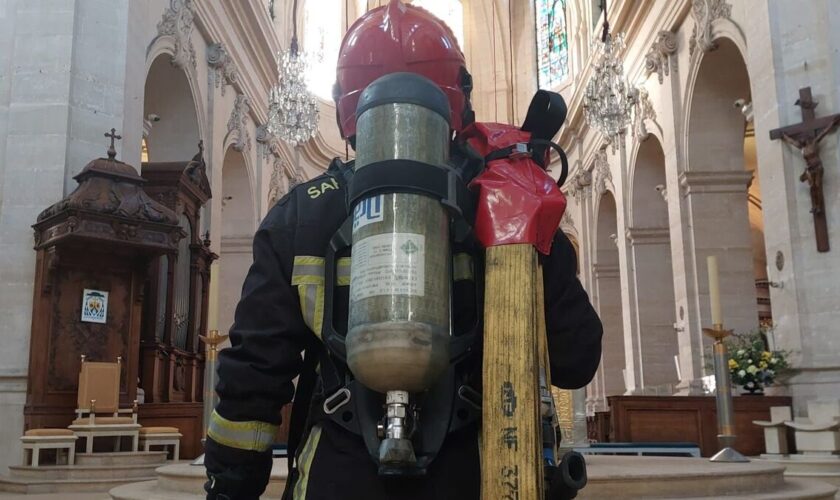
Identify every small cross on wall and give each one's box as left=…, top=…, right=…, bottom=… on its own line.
left=104, top=128, right=122, bottom=160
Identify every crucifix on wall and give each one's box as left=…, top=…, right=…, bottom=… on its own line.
left=770, top=87, right=840, bottom=253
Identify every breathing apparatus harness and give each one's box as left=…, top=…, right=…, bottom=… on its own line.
left=285, top=88, right=571, bottom=483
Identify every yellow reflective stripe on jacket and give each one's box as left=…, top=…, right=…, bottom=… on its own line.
left=292, top=256, right=325, bottom=337
left=297, top=284, right=324, bottom=338
left=453, top=253, right=474, bottom=282
left=292, top=256, right=326, bottom=286
left=292, top=252, right=472, bottom=338
left=293, top=424, right=323, bottom=500
left=206, top=410, right=278, bottom=452
left=337, top=257, right=351, bottom=286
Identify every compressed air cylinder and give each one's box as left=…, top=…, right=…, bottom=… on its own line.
left=347, top=72, right=452, bottom=394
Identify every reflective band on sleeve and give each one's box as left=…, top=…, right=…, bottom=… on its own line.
left=336, top=257, right=351, bottom=286
left=206, top=410, right=278, bottom=452
left=293, top=425, right=323, bottom=500
left=453, top=253, right=474, bottom=282
left=292, top=256, right=326, bottom=286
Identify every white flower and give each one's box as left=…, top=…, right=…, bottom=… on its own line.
left=767, top=370, right=775, bottom=376
left=737, top=350, right=745, bottom=356
left=746, top=381, right=754, bottom=388
left=738, top=370, right=746, bottom=377
left=747, top=359, right=753, bottom=364
left=747, top=365, right=758, bottom=374
left=770, top=358, right=778, bottom=364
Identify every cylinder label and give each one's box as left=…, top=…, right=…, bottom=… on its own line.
left=352, top=195, right=384, bottom=232
left=351, top=232, right=425, bottom=301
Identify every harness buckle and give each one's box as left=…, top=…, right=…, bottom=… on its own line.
left=457, top=385, right=482, bottom=411
left=323, top=387, right=352, bottom=415
left=510, top=142, right=532, bottom=159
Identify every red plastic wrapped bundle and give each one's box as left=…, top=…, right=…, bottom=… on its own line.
left=461, top=122, right=567, bottom=255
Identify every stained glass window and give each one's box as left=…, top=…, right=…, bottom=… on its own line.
left=303, top=0, right=342, bottom=99
left=536, top=0, right=570, bottom=89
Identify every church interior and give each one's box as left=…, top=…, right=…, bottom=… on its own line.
left=1, top=0, right=840, bottom=498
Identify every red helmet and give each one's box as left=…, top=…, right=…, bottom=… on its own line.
left=334, top=0, right=474, bottom=140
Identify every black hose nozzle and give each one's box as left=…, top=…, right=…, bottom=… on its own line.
left=547, top=451, right=587, bottom=500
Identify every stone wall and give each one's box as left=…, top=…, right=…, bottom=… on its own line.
left=552, top=0, right=840, bottom=414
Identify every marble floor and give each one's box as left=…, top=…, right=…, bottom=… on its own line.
left=0, top=494, right=110, bottom=500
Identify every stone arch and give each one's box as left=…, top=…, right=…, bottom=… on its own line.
left=684, top=36, right=764, bottom=339
left=143, top=54, right=202, bottom=161
left=627, top=136, right=679, bottom=390
left=218, top=147, right=257, bottom=333
left=594, top=191, right=626, bottom=396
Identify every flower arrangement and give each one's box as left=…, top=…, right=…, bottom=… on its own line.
left=725, top=329, right=790, bottom=394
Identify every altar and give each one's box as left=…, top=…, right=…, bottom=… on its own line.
left=591, top=395, right=793, bottom=457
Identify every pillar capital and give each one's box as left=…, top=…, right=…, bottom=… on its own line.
left=678, top=170, right=752, bottom=196
left=625, top=226, right=670, bottom=245
left=593, top=263, right=620, bottom=279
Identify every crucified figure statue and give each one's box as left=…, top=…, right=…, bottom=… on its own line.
left=780, top=115, right=840, bottom=215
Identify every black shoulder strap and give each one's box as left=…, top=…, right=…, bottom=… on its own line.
left=521, top=90, right=567, bottom=141
left=521, top=90, right=570, bottom=187
left=285, top=343, right=320, bottom=471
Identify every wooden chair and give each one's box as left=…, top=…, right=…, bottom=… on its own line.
left=68, top=355, right=140, bottom=453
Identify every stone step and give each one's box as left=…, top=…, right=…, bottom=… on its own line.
left=9, top=464, right=159, bottom=481
left=758, top=456, right=840, bottom=487
left=680, top=478, right=838, bottom=500
left=0, top=476, right=156, bottom=494
left=580, top=456, right=788, bottom=498
left=76, top=451, right=168, bottom=466
left=109, top=456, right=838, bottom=500
left=156, top=460, right=287, bottom=495
left=109, top=460, right=288, bottom=500
left=760, top=455, right=840, bottom=474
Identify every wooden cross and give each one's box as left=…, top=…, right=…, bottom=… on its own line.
left=770, top=87, right=840, bottom=252
left=104, top=128, right=122, bottom=160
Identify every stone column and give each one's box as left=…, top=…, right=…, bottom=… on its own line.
left=0, top=0, right=138, bottom=473
left=679, top=170, right=756, bottom=379
left=746, top=0, right=840, bottom=411
left=626, top=227, right=679, bottom=392
left=593, top=263, right=625, bottom=397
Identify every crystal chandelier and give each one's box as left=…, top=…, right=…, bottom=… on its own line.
left=266, top=0, right=319, bottom=146
left=583, top=0, right=635, bottom=147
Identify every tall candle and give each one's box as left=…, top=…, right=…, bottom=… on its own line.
left=207, top=262, right=220, bottom=331
left=707, top=255, right=722, bottom=326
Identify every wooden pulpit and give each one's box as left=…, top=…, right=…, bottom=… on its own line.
left=25, top=136, right=182, bottom=437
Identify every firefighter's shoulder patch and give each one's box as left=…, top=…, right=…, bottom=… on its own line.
left=304, top=176, right=341, bottom=199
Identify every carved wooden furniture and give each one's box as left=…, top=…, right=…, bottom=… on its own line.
left=69, top=356, right=141, bottom=453
left=138, top=426, right=182, bottom=460
left=20, top=429, right=77, bottom=466
left=605, top=395, right=793, bottom=457
left=25, top=136, right=181, bottom=438
left=138, top=143, right=215, bottom=458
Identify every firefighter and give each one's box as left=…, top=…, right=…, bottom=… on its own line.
left=205, top=2, right=602, bottom=499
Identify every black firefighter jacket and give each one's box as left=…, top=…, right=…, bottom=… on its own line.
left=205, top=158, right=603, bottom=500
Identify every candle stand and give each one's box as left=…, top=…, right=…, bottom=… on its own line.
left=703, top=324, right=749, bottom=463
left=191, top=329, right=229, bottom=466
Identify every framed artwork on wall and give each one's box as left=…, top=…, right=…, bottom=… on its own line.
left=81, top=289, right=109, bottom=324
